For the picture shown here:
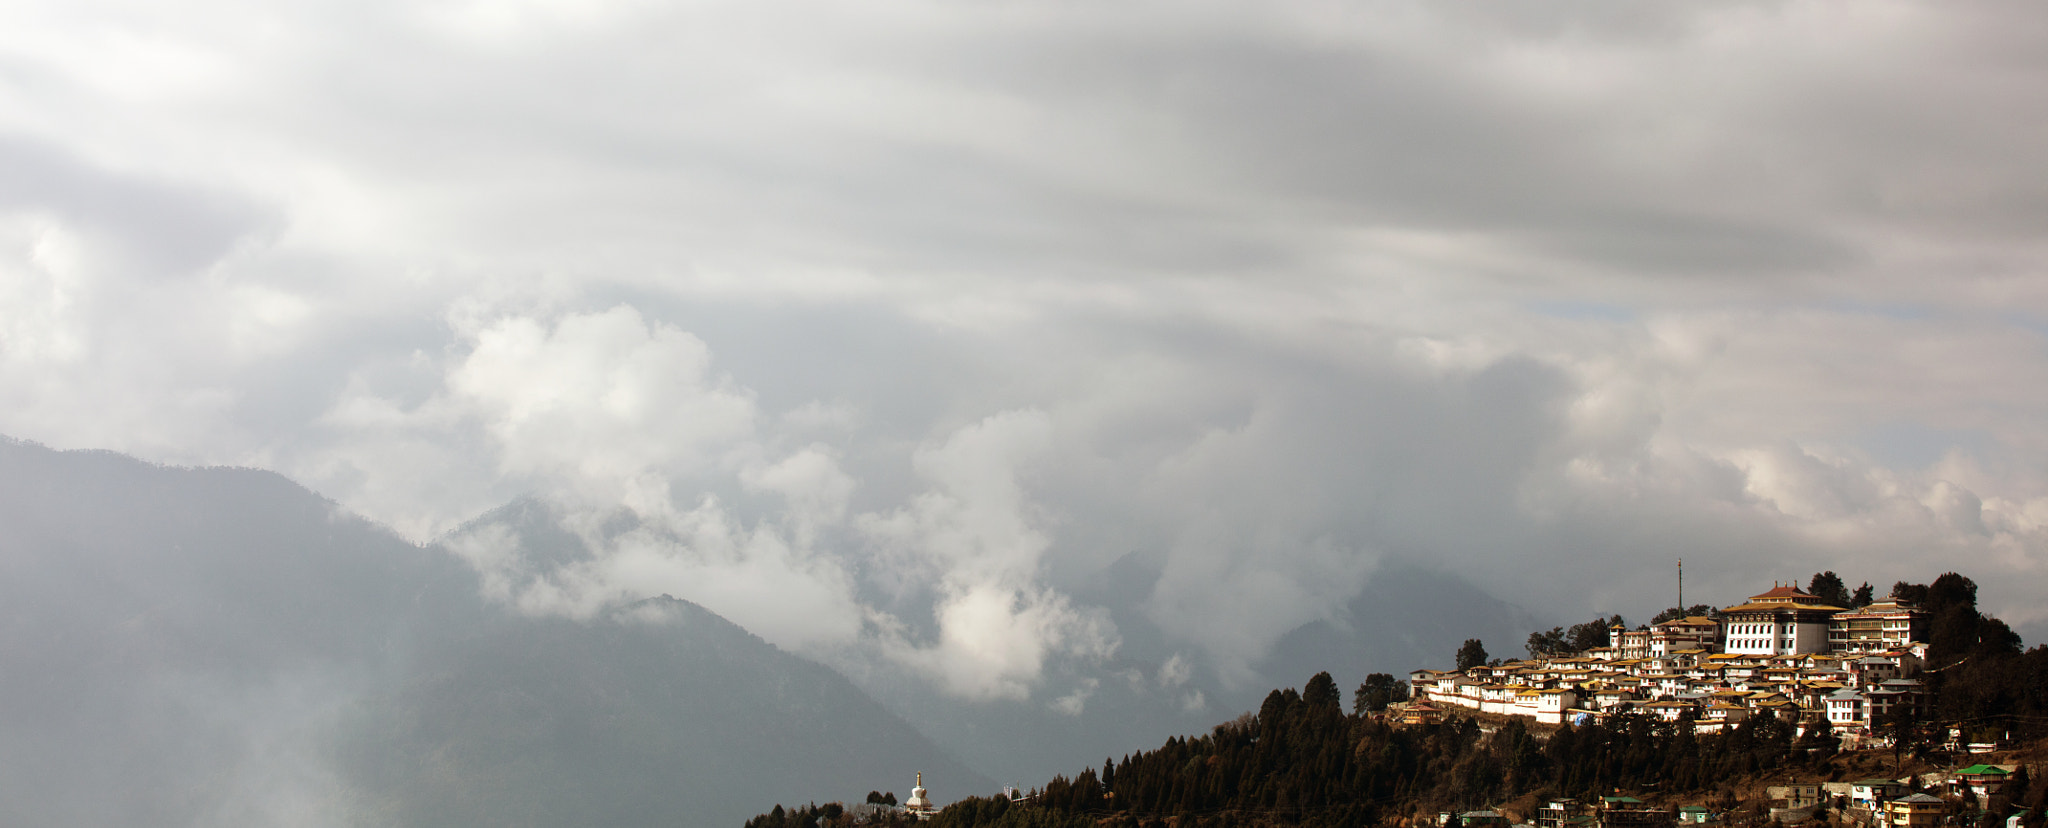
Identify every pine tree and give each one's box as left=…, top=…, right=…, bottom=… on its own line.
left=1808, top=571, right=1849, bottom=607
left=1455, top=639, right=1489, bottom=670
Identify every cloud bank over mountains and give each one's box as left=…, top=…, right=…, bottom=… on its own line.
left=5, top=0, right=2048, bottom=718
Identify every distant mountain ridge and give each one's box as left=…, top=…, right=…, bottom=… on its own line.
left=1256, top=557, right=1543, bottom=691
left=0, top=437, right=988, bottom=828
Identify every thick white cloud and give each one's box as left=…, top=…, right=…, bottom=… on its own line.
left=446, top=305, right=756, bottom=489
left=342, top=306, right=878, bottom=651
left=859, top=411, right=1121, bottom=701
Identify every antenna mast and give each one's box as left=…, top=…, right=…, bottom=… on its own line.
left=1678, top=558, right=1684, bottom=614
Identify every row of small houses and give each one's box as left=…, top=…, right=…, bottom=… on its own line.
left=1405, top=646, right=1927, bottom=732
left=1438, top=767, right=2028, bottom=828
left=1439, top=795, right=1700, bottom=828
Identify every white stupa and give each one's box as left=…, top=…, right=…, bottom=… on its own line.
left=903, top=772, right=938, bottom=820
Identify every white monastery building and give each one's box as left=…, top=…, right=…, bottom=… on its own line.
left=1718, top=585, right=1842, bottom=656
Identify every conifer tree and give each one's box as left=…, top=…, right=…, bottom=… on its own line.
left=1455, top=639, right=1488, bottom=670
left=1808, top=571, right=1849, bottom=607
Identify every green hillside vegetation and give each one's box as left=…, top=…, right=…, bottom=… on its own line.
left=746, top=571, right=2048, bottom=828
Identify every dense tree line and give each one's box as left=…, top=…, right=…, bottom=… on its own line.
left=1527, top=614, right=1626, bottom=659
left=913, top=671, right=1838, bottom=828
left=1651, top=605, right=1717, bottom=624
left=1353, top=674, right=1409, bottom=715
left=1804, top=571, right=1873, bottom=610
left=746, top=801, right=927, bottom=828
left=1898, top=573, right=2048, bottom=743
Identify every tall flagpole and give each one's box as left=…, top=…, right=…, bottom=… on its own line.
left=1678, top=558, right=1684, bottom=614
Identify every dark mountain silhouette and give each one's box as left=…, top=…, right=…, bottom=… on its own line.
left=0, top=437, right=987, bottom=827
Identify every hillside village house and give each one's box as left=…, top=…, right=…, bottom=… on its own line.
left=1615, top=625, right=1651, bottom=660
left=1957, top=764, right=2014, bottom=808
left=1406, top=584, right=1931, bottom=739
left=1598, top=796, right=1675, bottom=828
left=1536, top=798, right=1586, bottom=828
left=1881, top=793, right=1945, bottom=828
left=1768, top=784, right=1821, bottom=811
left=1826, top=688, right=1865, bottom=725
left=1460, top=810, right=1509, bottom=828
left=1851, top=779, right=1909, bottom=809
left=1650, top=617, right=1719, bottom=657
left=1866, top=679, right=1929, bottom=722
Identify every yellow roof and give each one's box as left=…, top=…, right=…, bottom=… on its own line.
left=1721, top=600, right=1847, bottom=614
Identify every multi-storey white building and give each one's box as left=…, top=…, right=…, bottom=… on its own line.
left=1719, top=585, right=1843, bottom=656
left=1615, top=625, right=1651, bottom=660
left=1829, top=599, right=1929, bottom=654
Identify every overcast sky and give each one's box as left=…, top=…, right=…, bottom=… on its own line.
left=5, top=0, right=2048, bottom=704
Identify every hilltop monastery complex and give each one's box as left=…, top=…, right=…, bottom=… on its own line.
left=1405, top=584, right=1933, bottom=737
